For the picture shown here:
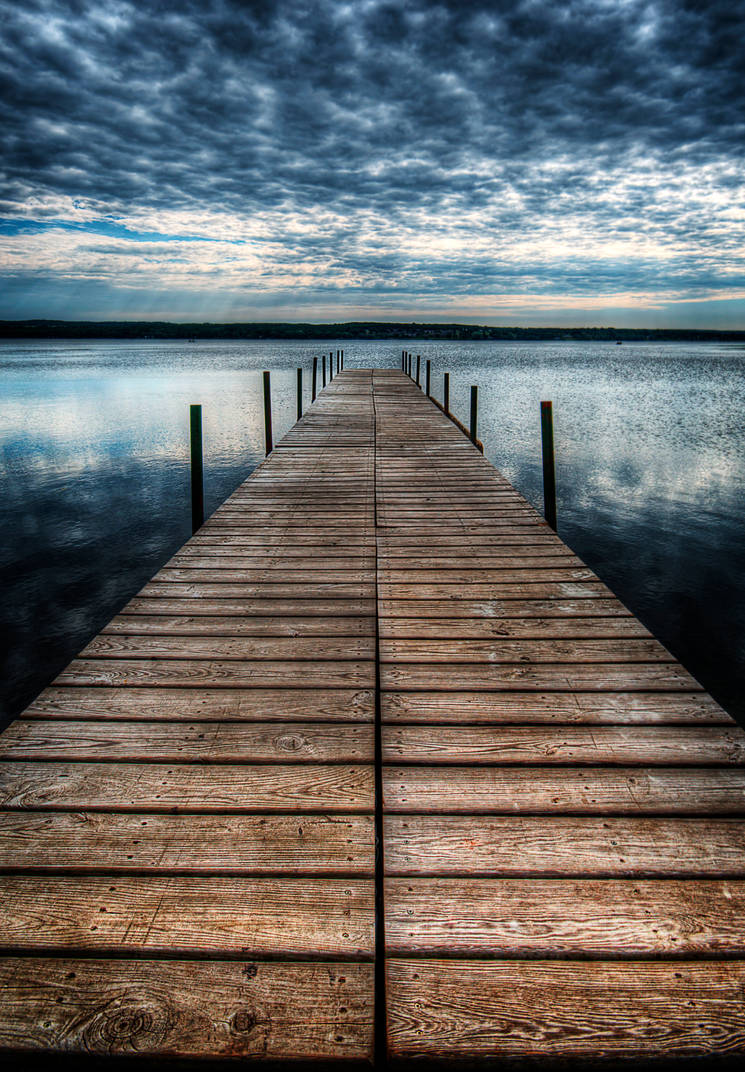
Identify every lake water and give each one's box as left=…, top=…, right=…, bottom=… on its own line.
left=1, top=338, right=744, bottom=728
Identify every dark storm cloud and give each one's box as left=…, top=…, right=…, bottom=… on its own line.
left=0, top=0, right=744, bottom=319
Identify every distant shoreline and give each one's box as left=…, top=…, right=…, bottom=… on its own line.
left=1, top=319, right=744, bottom=343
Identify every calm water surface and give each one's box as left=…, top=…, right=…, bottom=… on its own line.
left=1, top=339, right=743, bottom=727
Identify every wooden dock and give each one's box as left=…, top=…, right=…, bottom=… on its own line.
left=1, top=367, right=744, bottom=1065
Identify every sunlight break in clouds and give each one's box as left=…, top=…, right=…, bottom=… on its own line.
left=1, top=0, right=744, bottom=325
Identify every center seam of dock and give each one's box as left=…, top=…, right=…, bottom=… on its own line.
left=0, top=368, right=744, bottom=1065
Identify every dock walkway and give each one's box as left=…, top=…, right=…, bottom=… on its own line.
left=1, top=368, right=744, bottom=1064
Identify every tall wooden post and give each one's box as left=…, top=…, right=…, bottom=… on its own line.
left=297, top=367, right=303, bottom=421
left=469, top=385, right=478, bottom=444
left=312, top=356, right=318, bottom=401
left=190, top=404, right=204, bottom=534
left=322, top=354, right=326, bottom=388
left=443, top=372, right=450, bottom=413
left=540, top=400, right=557, bottom=530
left=263, top=370, right=273, bottom=456
left=426, top=359, right=431, bottom=396
left=329, top=352, right=334, bottom=381
left=416, top=354, right=421, bottom=386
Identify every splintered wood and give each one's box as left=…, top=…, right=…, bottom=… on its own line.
left=0, top=367, right=744, bottom=1065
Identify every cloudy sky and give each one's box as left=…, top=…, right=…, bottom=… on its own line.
left=1, top=0, right=744, bottom=326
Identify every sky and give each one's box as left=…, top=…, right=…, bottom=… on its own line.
left=1, top=0, right=744, bottom=327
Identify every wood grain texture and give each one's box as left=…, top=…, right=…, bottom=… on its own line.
left=0, top=957, right=373, bottom=1059
left=384, top=815, right=745, bottom=876
left=382, top=724, right=745, bottom=763
left=0, top=875, right=374, bottom=957
left=0, top=812, right=375, bottom=873
left=25, top=686, right=375, bottom=722
left=0, top=761, right=374, bottom=812
left=1, top=720, right=374, bottom=762
left=381, top=690, right=725, bottom=724
left=386, top=959, right=745, bottom=1059
left=385, top=878, right=745, bottom=955
left=382, top=766, right=745, bottom=814
left=57, top=658, right=374, bottom=689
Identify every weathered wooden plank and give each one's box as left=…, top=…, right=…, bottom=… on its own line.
left=381, top=663, right=699, bottom=691
left=0, top=875, right=374, bottom=957
left=124, top=597, right=376, bottom=617
left=386, top=959, right=745, bottom=1060
left=379, top=615, right=648, bottom=638
left=0, top=812, right=375, bottom=873
left=25, top=686, right=375, bottom=722
left=385, top=878, right=745, bottom=955
left=1, top=721, right=373, bottom=762
left=146, top=577, right=375, bottom=596
left=57, top=659, right=374, bottom=689
left=81, top=635, right=375, bottom=661
left=104, top=614, right=376, bottom=636
left=380, top=637, right=672, bottom=663
left=382, top=766, right=745, bottom=814
left=141, top=582, right=375, bottom=599
left=382, top=724, right=745, bottom=763
left=0, top=957, right=373, bottom=1059
left=382, top=691, right=727, bottom=724
left=384, top=815, right=745, bottom=875
left=0, top=762, right=374, bottom=812
left=379, top=581, right=612, bottom=599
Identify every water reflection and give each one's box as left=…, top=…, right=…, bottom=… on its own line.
left=1, top=339, right=743, bottom=727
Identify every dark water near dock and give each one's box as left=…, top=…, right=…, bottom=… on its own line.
left=1, top=339, right=744, bottom=727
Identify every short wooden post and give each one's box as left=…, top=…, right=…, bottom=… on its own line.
left=312, top=356, right=317, bottom=401
left=329, top=351, right=334, bottom=381
left=540, top=400, right=557, bottom=530
left=336, top=350, right=340, bottom=373
left=263, top=370, right=273, bottom=456
left=189, top=404, right=204, bottom=534
left=322, top=354, right=326, bottom=387
left=296, top=367, right=303, bottom=421
left=416, top=354, right=421, bottom=386
left=408, top=354, right=412, bottom=377
left=401, top=350, right=405, bottom=370
left=469, top=385, right=478, bottom=444
left=341, top=350, right=344, bottom=369
left=443, top=372, right=450, bottom=413
left=426, top=359, right=431, bottom=396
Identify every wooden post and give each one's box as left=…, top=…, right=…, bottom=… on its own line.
left=426, top=359, right=431, bottom=396
left=189, top=404, right=204, bottom=534
left=341, top=350, right=344, bottom=369
left=540, top=400, right=557, bottom=531
left=297, top=367, right=303, bottom=421
left=416, top=354, right=421, bottom=386
left=336, top=350, right=340, bottom=374
left=329, top=352, right=334, bottom=381
left=469, top=385, right=478, bottom=444
left=263, top=370, right=273, bottom=456
left=322, top=354, right=326, bottom=388
left=443, top=372, right=450, bottom=414
left=408, top=353, right=412, bottom=377
left=312, top=356, right=317, bottom=401
left=401, top=350, right=405, bottom=370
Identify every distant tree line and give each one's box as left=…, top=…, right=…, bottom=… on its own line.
left=1, top=319, right=744, bottom=342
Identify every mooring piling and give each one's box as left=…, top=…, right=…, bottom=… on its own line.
left=540, top=399, right=557, bottom=530
left=189, top=403, right=204, bottom=534
left=443, top=371, right=450, bottom=414
left=470, top=385, right=478, bottom=445
left=263, top=370, right=273, bottom=455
